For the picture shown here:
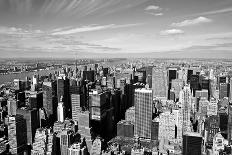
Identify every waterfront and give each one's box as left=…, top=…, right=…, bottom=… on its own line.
left=0, top=69, right=61, bottom=85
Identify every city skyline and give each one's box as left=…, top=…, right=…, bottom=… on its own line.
left=0, top=0, right=232, bottom=58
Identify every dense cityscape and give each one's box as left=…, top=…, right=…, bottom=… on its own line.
left=0, top=58, right=231, bottom=155
left=1, top=0, right=232, bottom=155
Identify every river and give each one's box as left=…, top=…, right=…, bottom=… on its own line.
left=0, top=69, right=61, bottom=85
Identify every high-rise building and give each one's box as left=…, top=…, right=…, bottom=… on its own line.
left=68, top=143, right=88, bottom=155
left=213, top=132, right=225, bottom=155
left=171, top=79, right=184, bottom=101
left=57, top=76, right=71, bottom=118
left=207, top=98, right=218, bottom=116
left=187, top=69, right=193, bottom=83
left=151, top=119, right=159, bottom=141
left=57, top=97, right=65, bottom=122
left=134, top=88, right=153, bottom=139
left=152, top=67, right=168, bottom=98
left=219, top=83, right=229, bottom=99
left=179, top=85, right=192, bottom=133
left=117, top=120, right=134, bottom=138
left=183, top=132, right=202, bottom=155
left=7, top=98, right=17, bottom=116
left=83, top=70, right=95, bottom=82
left=205, top=115, right=219, bottom=146
left=228, top=103, right=232, bottom=145
left=71, top=94, right=81, bottom=123
left=8, top=116, right=27, bottom=155
left=190, top=75, right=200, bottom=96
left=195, top=89, right=209, bottom=100
left=168, top=68, right=178, bottom=99
left=199, top=98, right=209, bottom=116
left=158, top=111, right=175, bottom=141
left=60, top=130, right=75, bottom=155
left=125, top=106, right=135, bottom=124
left=16, top=108, right=40, bottom=145
left=26, top=91, right=43, bottom=109
left=42, top=81, right=57, bottom=124
left=31, top=128, right=53, bottom=155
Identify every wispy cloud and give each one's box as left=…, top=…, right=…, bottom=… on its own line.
left=160, top=29, right=184, bottom=35
left=147, top=12, right=163, bottom=16
left=52, top=23, right=143, bottom=35
left=196, top=7, right=232, bottom=16
left=171, top=17, right=212, bottom=27
left=145, top=5, right=162, bottom=11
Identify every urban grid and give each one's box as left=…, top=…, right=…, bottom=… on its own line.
left=0, top=0, right=232, bottom=155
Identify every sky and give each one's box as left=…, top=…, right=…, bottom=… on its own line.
left=0, top=0, right=232, bottom=58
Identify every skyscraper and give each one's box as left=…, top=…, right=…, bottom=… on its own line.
left=183, top=132, right=202, bottom=155
left=71, top=94, right=81, bottom=123
left=228, top=103, right=232, bottom=145
left=134, top=88, right=153, bottom=139
left=16, top=108, right=40, bottom=145
left=42, top=81, right=57, bottom=124
left=57, top=97, right=65, bottom=122
left=179, top=85, right=192, bottom=134
left=152, top=67, right=168, bottom=98
left=219, top=83, right=229, bottom=99
left=8, top=116, right=27, bottom=155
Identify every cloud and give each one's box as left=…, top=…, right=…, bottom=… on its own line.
left=171, top=17, right=212, bottom=27
left=145, top=5, right=162, bottom=11
left=147, top=12, right=163, bottom=16
left=160, top=29, right=184, bottom=35
left=196, top=7, right=232, bottom=16
left=52, top=23, right=143, bottom=35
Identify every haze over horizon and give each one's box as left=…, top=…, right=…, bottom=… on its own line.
left=0, top=0, right=232, bottom=58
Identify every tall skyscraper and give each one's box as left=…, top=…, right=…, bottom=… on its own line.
left=57, top=97, right=65, bottom=122
left=16, top=108, right=40, bottom=145
left=228, top=103, right=232, bottom=145
left=152, top=67, right=168, bottom=98
left=134, top=88, right=153, bottom=139
left=179, top=85, right=192, bottom=133
left=60, top=130, right=75, bottom=155
left=71, top=94, right=81, bottom=123
left=219, top=83, right=229, bottom=99
left=42, top=81, right=57, bottom=124
left=183, top=132, right=202, bottom=155
left=8, top=116, right=27, bottom=155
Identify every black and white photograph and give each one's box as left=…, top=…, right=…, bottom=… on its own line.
left=0, top=0, right=232, bottom=154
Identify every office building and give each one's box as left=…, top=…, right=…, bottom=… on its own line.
left=7, top=98, right=17, bottom=116
left=190, top=75, right=200, bottom=96
left=60, top=130, right=75, bottom=155
left=213, top=132, right=225, bottom=155
left=42, top=81, right=57, bottom=124
left=57, top=97, right=65, bottom=122
left=205, top=115, right=219, bottom=146
left=125, top=106, right=135, bottom=124
left=183, top=132, right=202, bottom=155
left=207, top=98, right=218, bottom=116
left=199, top=98, right=209, bottom=116
left=152, top=67, right=168, bottom=98
left=171, top=79, right=184, bottom=101
left=134, top=88, right=153, bottom=139
left=31, top=128, right=53, bottom=155
left=158, top=111, right=175, bottom=141
left=117, top=120, right=134, bottom=138
left=195, top=89, right=209, bottom=100
left=16, top=108, right=40, bottom=145
left=71, top=94, right=81, bottom=123
left=8, top=116, right=27, bottom=155
left=179, top=85, right=192, bottom=133
left=151, top=119, right=159, bottom=141
left=219, top=83, right=229, bottom=99
left=228, top=104, right=232, bottom=145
